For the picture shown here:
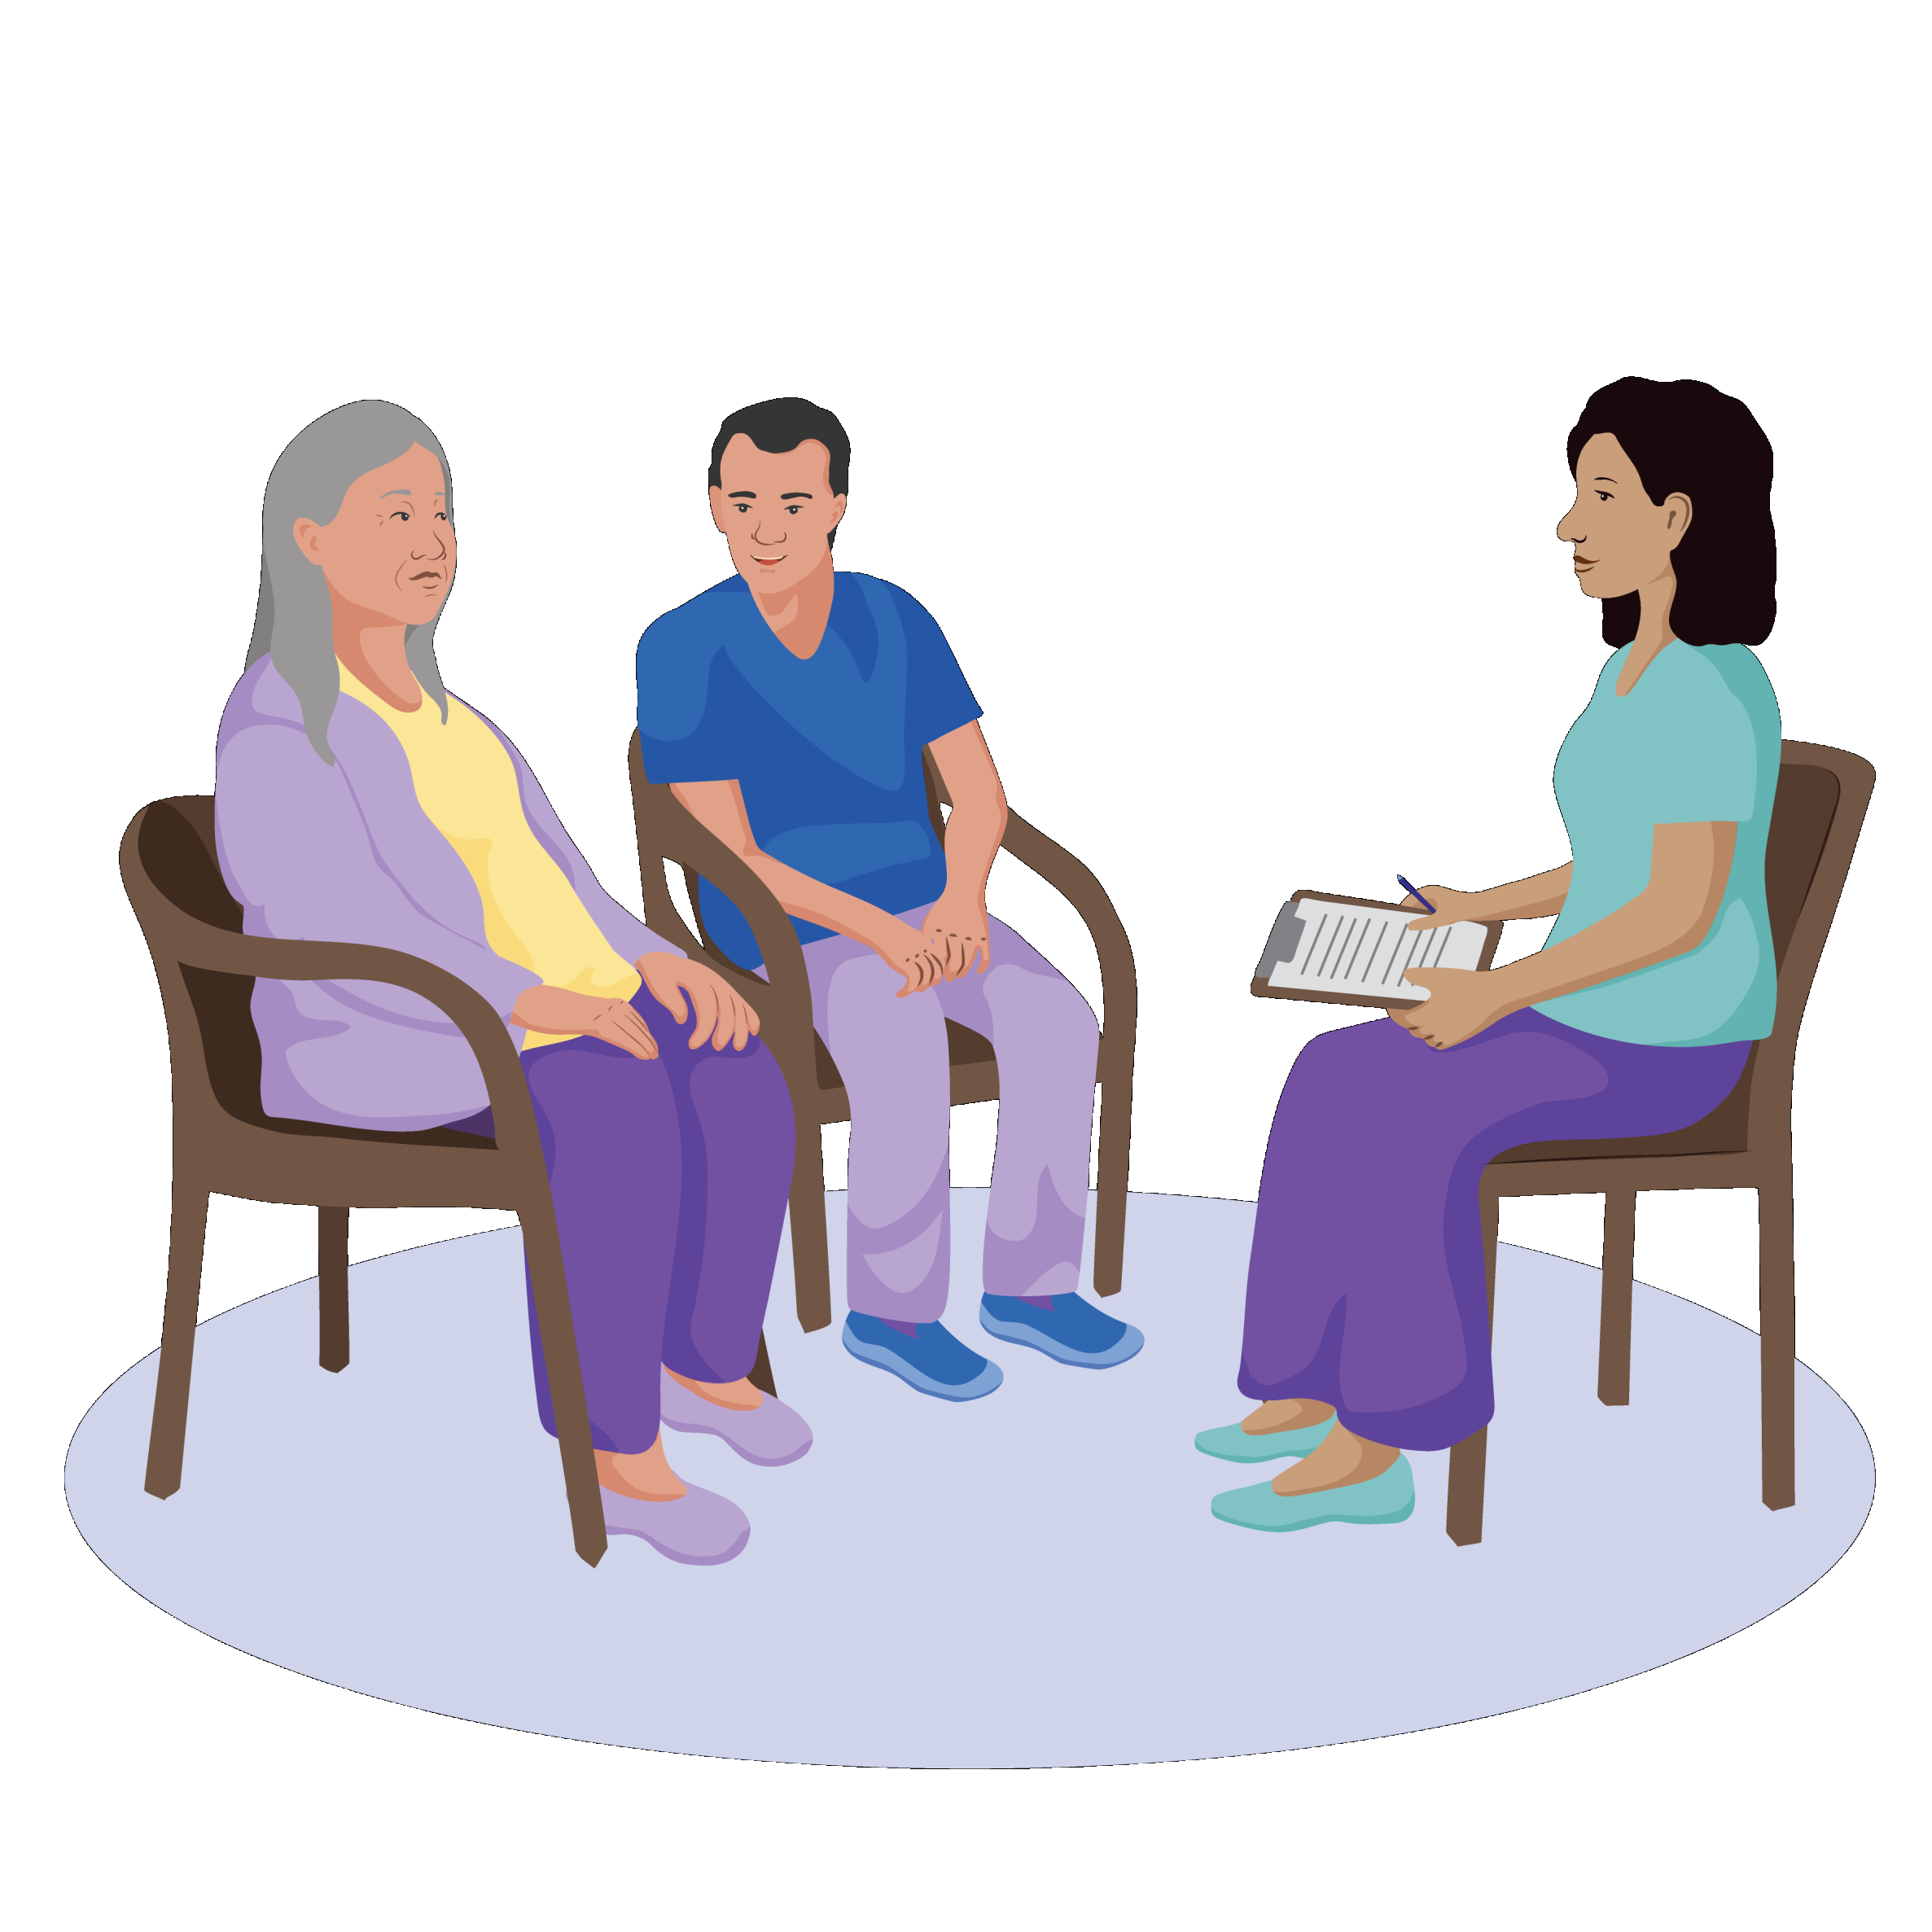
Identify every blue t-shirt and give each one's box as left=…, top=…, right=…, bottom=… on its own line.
left=1534, top=640, right=1782, bottom=1046
left=635, top=572, right=984, bottom=968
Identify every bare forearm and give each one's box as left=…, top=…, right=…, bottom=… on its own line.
left=940, top=796, right=1007, bottom=898
left=1488, top=879, right=1718, bottom=1011
left=1462, top=865, right=1572, bottom=922
left=737, top=848, right=900, bottom=947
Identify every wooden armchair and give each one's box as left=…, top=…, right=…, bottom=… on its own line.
left=627, top=732, right=1137, bottom=1332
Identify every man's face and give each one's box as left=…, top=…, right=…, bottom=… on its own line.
left=708, top=434, right=846, bottom=598
left=293, top=442, right=454, bottom=628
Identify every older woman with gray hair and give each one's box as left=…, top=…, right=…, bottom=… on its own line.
left=215, top=400, right=803, bottom=1564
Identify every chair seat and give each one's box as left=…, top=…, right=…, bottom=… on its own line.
left=248, top=1111, right=497, bottom=1150
left=813, top=1017, right=996, bottom=1093
left=1491, top=1040, right=1756, bottom=1167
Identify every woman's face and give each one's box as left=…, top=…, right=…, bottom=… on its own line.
left=1556, top=432, right=1689, bottom=604
left=292, top=442, right=455, bottom=629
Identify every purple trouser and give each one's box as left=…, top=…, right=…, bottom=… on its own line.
left=1239, top=1008, right=1751, bottom=1451
left=786, top=906, right=1099, bottom=1322
left=460, top=983, right=795, bottom=1455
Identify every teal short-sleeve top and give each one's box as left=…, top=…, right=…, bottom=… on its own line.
left=1533, top=640, right=1782, bottom=1047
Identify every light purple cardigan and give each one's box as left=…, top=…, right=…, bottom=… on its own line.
left=213, top=657, right=682, bottom=1132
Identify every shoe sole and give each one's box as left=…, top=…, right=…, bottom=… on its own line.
left=978, top=1308, right=1146, bottom=1369
left=1210, top=1465, right=1416, bottom=1533
left=659, top=1411, right=813, bottom=1466
left=842, top=1327, right=1004, bottom=1401
left=619, top=1519, right=753, bottom=1564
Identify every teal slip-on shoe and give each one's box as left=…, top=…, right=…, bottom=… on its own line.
left=1194, top=1415, right=1336, bottom=1462
left=1211, top=1456, right=1415, bottom=1532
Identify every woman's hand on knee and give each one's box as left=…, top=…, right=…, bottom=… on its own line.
left=511, top=986, right=659, bottom=1060
left=639, top=953, right=761, bottom=1050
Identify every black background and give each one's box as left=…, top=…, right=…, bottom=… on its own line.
left=52, top=304, right=1893, bottom=1808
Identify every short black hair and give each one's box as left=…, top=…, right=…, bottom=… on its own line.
left=709, top=396, right=851, bottom=550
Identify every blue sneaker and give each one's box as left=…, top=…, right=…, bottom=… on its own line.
left=979, top=1292, right=1145, bottom=1369
left=843, top=1312, right=1004, bottom=1401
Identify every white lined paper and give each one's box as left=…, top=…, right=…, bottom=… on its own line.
left=1263, top=897, right=1487, bottom=1001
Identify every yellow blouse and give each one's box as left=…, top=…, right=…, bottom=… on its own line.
left=336, top=665, right=641, bottom=1048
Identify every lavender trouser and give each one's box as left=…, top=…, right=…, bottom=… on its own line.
left=783, top=906, right=1100, bottom=1322
left=1239, top=1008, right=1751, bottom=1451
left=459, top=984, right=795, bottom=1455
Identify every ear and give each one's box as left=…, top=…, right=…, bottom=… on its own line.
left=828, top=493, right=848, bottom=533
left=1661, top=492, right=1693, bottom=551
left=708, top=484, right=731, bottom=538
left=291, top=516, right=327, bottom=566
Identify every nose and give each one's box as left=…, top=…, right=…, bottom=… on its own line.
left=411, top=520, right=448, bottom=561
left=751, top=512, right=787, bottom=547
left=1556, top=499, right=1586, bottom=545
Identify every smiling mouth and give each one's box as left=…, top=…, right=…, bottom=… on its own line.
left=1573, top=556, right=1597, bottom=570
left=410, top=571, right=444, bottom=584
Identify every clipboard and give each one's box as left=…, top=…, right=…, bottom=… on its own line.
left=1250, top=890, right=1503, bottom=1010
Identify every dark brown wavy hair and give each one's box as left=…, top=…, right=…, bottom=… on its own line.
left=1567, top=377, right=1776, bottom=648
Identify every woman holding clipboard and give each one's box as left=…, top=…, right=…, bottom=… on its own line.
left=1198, top=378, right=1784, bottom=1532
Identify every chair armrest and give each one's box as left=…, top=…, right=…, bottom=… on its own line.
left=918, top=746, right=1136, bottom=1045
left=624, top=741, right=820, bottom=1084
left=137, top=899, right=545, bottom=1168
left=998, top=808, right=1138, bottom=1049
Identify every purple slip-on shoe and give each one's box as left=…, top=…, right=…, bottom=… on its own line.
left=602, top=1482, right=750, bottom=1565
left=659, top=1369, right=814, bottom=1466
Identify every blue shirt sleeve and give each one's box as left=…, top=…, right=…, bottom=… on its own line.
left=1634, top=659, right=1759, bottom=824
left=635, top=606, right=744, bottom=784
left=895, top=585, right=983, bottom=747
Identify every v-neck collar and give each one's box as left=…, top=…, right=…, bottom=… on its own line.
left=724, top=575, right=909, bottom=790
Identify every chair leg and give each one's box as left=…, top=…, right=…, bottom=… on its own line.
left=1448, top=1182, right=1501, bottom=1546
left=519, top=1202, right=608, bottom=1566
left=318, top=1206, right=350, bottom=1373
left=1093, top=1064, right=1132, bottom=1299
left=144, top=1174, right=209, bottom=1500
left=750, top=1330, right=778, bottom=1399
left=1483, top=1186, right=1498, bottom=1316
left=1759, top=1176, right=1796, bottom=1511
left=1597, top=1189, right=1636, bottom=1407
left=1446, top=1428, right=1489, bottom=1546
left=789, top=1124, right=833, bottom=1334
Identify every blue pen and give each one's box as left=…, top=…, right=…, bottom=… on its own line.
left=1396, top=875, right=1436, bottom=914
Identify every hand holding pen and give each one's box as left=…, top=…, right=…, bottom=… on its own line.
left=1399, top=876, right=1479, bottom=930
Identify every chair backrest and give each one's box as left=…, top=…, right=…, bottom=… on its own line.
left=1740, top=740, right=1875, bottom=1146
left=625, top=734, right=738, bottom=968
left=123, top=796, right=270, bottom=1129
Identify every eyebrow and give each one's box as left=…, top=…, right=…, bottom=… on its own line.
left=1592, top=476, right=1617, bottom=483
left=727, top=490, right=756, bottom=500
left=380, top=488, right=412, bottom=498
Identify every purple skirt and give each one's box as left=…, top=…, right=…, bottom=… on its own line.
left=1238, top=1008, right=1750, bottom=1450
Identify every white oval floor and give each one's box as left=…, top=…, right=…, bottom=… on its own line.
left=65, top=1189, right=1873, bottom=1767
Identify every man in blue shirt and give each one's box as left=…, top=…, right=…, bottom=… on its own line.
left=635, top=397, right=1141, bottom=1400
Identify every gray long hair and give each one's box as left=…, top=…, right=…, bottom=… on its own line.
left=245, top=399, right=454, bottom=762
